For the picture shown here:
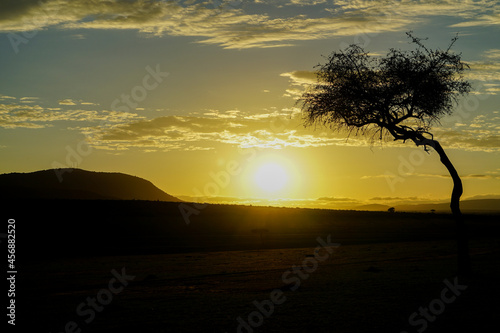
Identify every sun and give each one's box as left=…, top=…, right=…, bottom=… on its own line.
left=254, top=163, right=289, bottom=193
left=241, top=154, right=301, bottom=200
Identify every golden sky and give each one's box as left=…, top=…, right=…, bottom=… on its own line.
left=1, top=0, right=499, bottom=208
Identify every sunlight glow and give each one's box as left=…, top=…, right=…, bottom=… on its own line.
left=238, top=152, right=303, bottom=201
left=254, top=163, right=289, bottom=193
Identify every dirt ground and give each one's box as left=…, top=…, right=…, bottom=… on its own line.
left=16, top=237, right=500, bottom=333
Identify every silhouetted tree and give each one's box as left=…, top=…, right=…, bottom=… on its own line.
left=388, top=207, right=395, bottom=213
left=299, top=32, right=471, bottom=275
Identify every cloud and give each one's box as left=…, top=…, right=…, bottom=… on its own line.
left=360, top=174, right=392, bottom=180
left=434, top=113, right=500, bottom=151
left=280, top=70, right=317, bottom=86
left=338, top=0, right=496, bottom=21
left=483, top=49, right=500, bottom=59
left=282, top=88, right=304, bottom=99
left=317, top=197, right=357, bottom=202
left=0, top=103, right=143, bottom=128
left=191, top=11, right=409, bottom=49
left=288, top=0, right=327, bottom=6
left=19, top=96, right=39, bottom=103
left=280, top=70, right=318, bottom=99
left=58, top=98, right=99, bottom=106
left=71, top=33, right=86, bottom=39
left=370, top=196, right=419, bottom=201
left=0, top=94, right=16, bottom=101
left=465, top=61, right=500, bottom=84
left=450, top=12, right=500, bottom=28
left=448, top=136, right=500, bottom=150
left=462, top=49, right=500, bottom=92
left=84, top=107, right=500, bottom=152
left=464, top=194, right=500, bottom=200
left=85, top=110, right=371, bottom=151
left=2, top=0, right=493, bottom=49
left=0, top=0, right=43, bottom=22
left=365, top=172, right=500, bottom=181
left=58, top=99, right=77, bottom=105
left=462, top=174, right=499, bottom=179
left=417, top=173, right=500, bottom=180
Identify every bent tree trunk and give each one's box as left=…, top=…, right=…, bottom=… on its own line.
left=427, top=140, right=472, bottom=276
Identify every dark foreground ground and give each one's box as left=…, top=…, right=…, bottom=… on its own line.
left=4, top=200, right=500, bottom=332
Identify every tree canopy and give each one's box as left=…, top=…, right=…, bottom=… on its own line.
left=299, top=32, right=471, bottom=146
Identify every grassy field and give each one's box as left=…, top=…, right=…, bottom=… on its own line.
left=9, top=200, right=500, bottom=332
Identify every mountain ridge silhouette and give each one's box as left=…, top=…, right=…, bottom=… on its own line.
left=0, top=168, right=181, bottom=202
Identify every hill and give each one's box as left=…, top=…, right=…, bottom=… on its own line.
left=0, top=168, right=181, bottom=202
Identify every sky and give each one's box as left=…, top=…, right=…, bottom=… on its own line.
left=0, top=0, right=499, bottom=209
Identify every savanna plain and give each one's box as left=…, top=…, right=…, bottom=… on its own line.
left=12, top=200, right=500, bottom=332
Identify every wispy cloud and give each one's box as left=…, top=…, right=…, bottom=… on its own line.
left=370, top=196, right=419, bottom=201
left=73, top=106, right=500, bottom=153
left=84, top=110, right=371, bottom=151
left=280, top=70, right=317, bottom=86
left=466, top=61, right=500, bottom=86
left=483, top=49, right=500, bottom=59
left=451, top=11, right=500, bottom=28
left=464, top=193, right=500, bottom=200
left=0, top=103, right=142, bottom=129
left=58, top=98, right=100, bottom=106
left=435, top=114, right=500, bottom=151
left=280, top=70, right=317, bottom=99
left=58, top=99, right=77, bottom=106
left=462, top=49, right=500, bottom=93
left=0, top=95, right=16, bottom=101
left=19, top=96, right=39, bottom=103
left=317, top=196, right=357, bottom=202
left=338, top=0, right=497, bottom=20
left=362, top=173, right=500, bottom=182
left=1, top=0, right=495, bottom=49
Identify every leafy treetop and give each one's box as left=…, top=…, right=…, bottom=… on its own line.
left=300, top=32, right=471, bottom=146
